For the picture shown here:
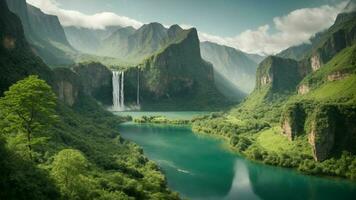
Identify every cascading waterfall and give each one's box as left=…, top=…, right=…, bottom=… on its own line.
left=112, top=71, right=125, bottom=111
left=137, top=68, right=140, bottom=106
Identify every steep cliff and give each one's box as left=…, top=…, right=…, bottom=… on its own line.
left=73, top=63, right=113, bottom=105
left=53, top=68, right=82, bottom=106
left=0, top=0, right=54, bottom=95
left=123, top=28, right=229, bottom=110
left=5, top=0, right=75, bottom=65
left=256, top=56, right=302, bottom=97
left=308, top=11, right=356, bottom=71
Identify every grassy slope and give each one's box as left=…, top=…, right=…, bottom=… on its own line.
left=192, top=44, right=356, bottom=180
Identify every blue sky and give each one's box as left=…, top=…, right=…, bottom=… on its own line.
left=54, top=0, right=343, bottom=36
left=27, top=0, right=349, bottom=54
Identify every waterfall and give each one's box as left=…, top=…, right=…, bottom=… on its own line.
left=112, top=71, right=125, bottom=111
left=137, top=68, right=140, bottom=106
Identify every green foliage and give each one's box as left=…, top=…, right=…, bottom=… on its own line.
left=133, top=115, right=190, bottom=125
left=0, top=137, right=60, bottom=200
left=51, top=149, right=90, bottom=199
left=0, top=75, right=57, bottom=160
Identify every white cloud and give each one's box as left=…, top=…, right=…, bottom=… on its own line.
left=27, top=0, right=348, bottom=54
left=199, top=1, right=348, bottom=55
left=26, top=0, right=143, bottom=29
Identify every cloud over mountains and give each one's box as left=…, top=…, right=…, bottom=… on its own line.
left=27, top=0, right=348, bottom=55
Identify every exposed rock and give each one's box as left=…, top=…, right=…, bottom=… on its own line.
left=280, top=103, right=306, bottom=141
left=57, top=81, right=78, bottom=106
left=308, top=106, right=336, bottom=161
left=307, top=104, right=356, bottom=161
left=310, top=54, right=321, bottom=71
left=73, top=63, right=113, bottom=105
left=327, top=71, right=349, bottom=81
left=260, top=75, right=273, bottom=86
left=53, top=68, right=82, bottom=106
left=123, top=28, right=227, bottom=109
left=256, top=56, right=302, bottom=94
left=298, top=84, right=310, bottom=95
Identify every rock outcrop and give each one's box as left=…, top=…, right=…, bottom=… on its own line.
left=280, top=102, right=356, bottom=161
left=256, top=56, right=302, bottom=93
left=73, top=63, right=113, bottom=105
left=53, top=68, right=81, bottom=106
left=310, top=54, right=321, bottom=71
left=327, top=71, right=349, bottom=81
left=281, top=103, right=306, bottom=141
left=5, top=0, right=75, bottom=65
left=123, top=28, right=227, bottom=109
left=298, top=84, right=310, bottom=95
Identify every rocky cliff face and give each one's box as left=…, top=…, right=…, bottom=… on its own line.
left=73, top=63, right=113, bottom=105
left=6, top=0, right=75, bottom=65
left=53, top=68, right=82, bottom=106
left=281, top=103, right=306, bottom=141
left=0, top=0, right=54, bottom=95
left=308, top=11, right=356, bottom=71
left=279, top=101, right=356, bottom=161
left=256, top=56, right=302, bottom=94
left=123, top=28, right=228, bottom=110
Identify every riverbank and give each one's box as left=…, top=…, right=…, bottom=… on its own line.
left=117, top=120, right=356, bottom=200
left=191, top=113, right=356, bottom=181
left=116, top=111, right=356, bottom=181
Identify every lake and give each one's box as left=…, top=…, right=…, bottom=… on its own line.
left=117, top=112, right=356, bottom=200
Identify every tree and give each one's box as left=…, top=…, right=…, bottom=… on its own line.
left=0, top=75, right=57, bottom=160
left=51, top=149, right=91, bottom=200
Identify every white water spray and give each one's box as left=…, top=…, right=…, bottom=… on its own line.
left=112, top=71, right=125, bottom=111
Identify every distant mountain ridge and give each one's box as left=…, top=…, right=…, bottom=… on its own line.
left=64, top=26, right=123, bottom=54
left=200, top=41, right=261, bottom=96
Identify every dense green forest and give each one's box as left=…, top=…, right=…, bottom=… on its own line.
left=0, top=1, right=179, bottom=199
left=1, top=0, right=356, bottom=199
left=192, top=10, right=356, bottom=180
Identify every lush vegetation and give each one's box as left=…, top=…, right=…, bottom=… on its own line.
left=133, top=116, right=190, bottom=125
left=192, top=44, right=356, bottom=180
left=0, top=76, right=180, bottom=200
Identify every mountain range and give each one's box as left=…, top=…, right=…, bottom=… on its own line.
left=5, top=0, right=76, bottom=66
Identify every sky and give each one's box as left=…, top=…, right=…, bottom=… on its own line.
left=26, top=0, right=350, bottom=55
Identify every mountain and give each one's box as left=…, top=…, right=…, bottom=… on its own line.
left=0, top=0, right=54, bottom=95
left=200, top=41, right=259, bottom=97
left=96, top=23, right=201, bottom=65
left=192, top=8, right=356, bottom=180
left=276, top=32, right=323, bottom=61
left=121, top=28, right=230, bottom=110
left=5, top=0, right=75, bottom=66
left=64, top=26, right=122, bottom=54
left=0, top=1, right=181, bottom=199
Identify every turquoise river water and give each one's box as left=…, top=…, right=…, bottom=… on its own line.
left=115, top=112, right=356, bottom=200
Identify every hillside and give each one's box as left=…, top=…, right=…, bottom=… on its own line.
left=133, top=28, right=229, bottom=110
left=200, top=41, right=258, bottom=98
left=0, top=1, right=180, bottom=199
left=5, top=0, right=76, bottom=66
left=192, top=9, right=356, bottom=180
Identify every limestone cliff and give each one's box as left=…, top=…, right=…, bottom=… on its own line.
left=123, top=28, right=228, bottom=110
left=53, top=68, right=82, bottom=106
left=73, top=63, right=113, bottom=105
left=281, top=103, right=306, bottom=141
left=256, top=56, right=302, bottom=95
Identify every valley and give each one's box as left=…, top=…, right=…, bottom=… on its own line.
left=1, top=0, right=356, bottom=200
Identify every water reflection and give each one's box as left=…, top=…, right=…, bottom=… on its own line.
left=224, top=160, right=261, bottom=200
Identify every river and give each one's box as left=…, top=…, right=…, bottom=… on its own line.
left=115, top=112, right=356, bottom=200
